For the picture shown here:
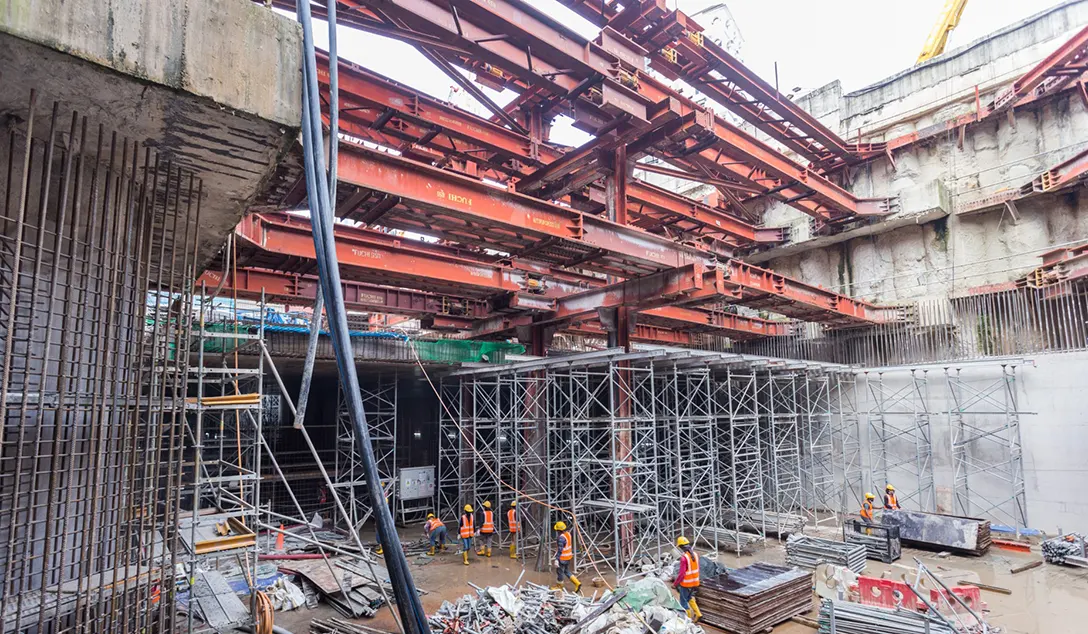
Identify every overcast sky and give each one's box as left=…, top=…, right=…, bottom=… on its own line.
left=308, top=0, right=1063, bottom=145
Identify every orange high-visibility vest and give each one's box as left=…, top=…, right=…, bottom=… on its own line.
left=481, top=510, right=495, bottom=533
left=460, top=514, right=474, bottom=538
left=680, top=551, right=700, bottom=588
left=884, top=493, right=899, bottom=510
left=558, top=531, right=573, bottom=561
left=426, top=518, right=445, bottom=532
left=861, top=502, right=874, bottom=521
left=507, top=509, right=519, bottom=533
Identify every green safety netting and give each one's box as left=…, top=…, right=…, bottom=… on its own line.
left=411, top=340, right=525, bottom=363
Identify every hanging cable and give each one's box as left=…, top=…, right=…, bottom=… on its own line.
left=294, top=2, right=430, bottom=634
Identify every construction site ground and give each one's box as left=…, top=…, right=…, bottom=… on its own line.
left=272, top=526, right=1088, bottom=634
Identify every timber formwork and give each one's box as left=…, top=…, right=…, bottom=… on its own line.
left=438, top=349, right=858, bottom=574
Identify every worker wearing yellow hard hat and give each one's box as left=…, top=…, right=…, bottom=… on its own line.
left=861, top=493, right=876, bottom=535
left=424, top=513, right=447, bottom=556
left=476, top=501, right=496, bottom=557
left=674, top=536, right=702, bottom=622
left=551, top=520, right=581, bottom=593
left=459, top=504, right=475, bottom=565
left=883, top=484, right=900, bottom=510
left=507, top=501, right=519, bottom=559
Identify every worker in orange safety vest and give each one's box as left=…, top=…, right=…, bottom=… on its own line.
left=459, top=504, right=475, bottom=565
left=507, top=501, right=519, bottom=559
left=424, top=513, right=447, bottom=556
left=884, top=484, right=900, bottom=510
left=861, top=492, right=876, bottom=535
left=674, top=536, right=703, bottom=623
left=476, top=501, right=496, bottom=557
left=551, top=521, right=581, bottom=593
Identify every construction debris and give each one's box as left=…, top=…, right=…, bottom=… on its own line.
left=957, top=580, right=1012, bottom=595
left=881, top=511, right=992, bottom=556
left=698, top=563, right=812, bottom=634
left=311, top=617, right=398, bottom=634
left=786, top=535, right=867, bottom=573
left=1009, top=560, right=1043, bottom=575
left=1042, top=533, right=1088, bottom=566
left=843, top=521, right=901, bottom=563
left=728, top=511, right=806, bottom=537
left=426, top=580, right=700, bottom=634
left=817, top=599, right=957, bottom=634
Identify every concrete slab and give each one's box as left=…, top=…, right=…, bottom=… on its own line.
left=0, top=0, right=303, bottom=273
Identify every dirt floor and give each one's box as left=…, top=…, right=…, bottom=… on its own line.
left=272, top=526, right=1088, bottom=634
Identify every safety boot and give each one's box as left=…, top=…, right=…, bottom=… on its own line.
left=476, top=547, right=485, bottom=555
left=462, top=551, right=469, bottom=566
left=376, top=545, right=384, bottom=555
left=440, top=543, right=447, bottom=552
left=570, top=575, right=582, bottom=594
left=550, top=584, right=563, bottom=590
left=486, top=547, right=492, bottom=557
left=689, top=599, right=702, bottom=623
left=509, top=543, right=517, bottom=559
left=427, top=546, right=436, bottom=556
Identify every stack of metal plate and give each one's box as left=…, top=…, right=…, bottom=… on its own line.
left=843, top=520, right=902, bottom=563
left=881, top=511, right=992, bottom=556
left=699, top=563, right=813, bottom=634
left=817, top=599, right=956, bottom=634
left=785, top=535, right=867, bottom=573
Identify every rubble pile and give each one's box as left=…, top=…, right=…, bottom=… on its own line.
left=427, top=579, right=702, bottom=634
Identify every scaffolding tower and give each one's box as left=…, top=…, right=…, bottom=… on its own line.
left=720, top=366, right=766, bottom=553
left=833, top=372, right=864, bottom=515
left=763, top=370, right=803, bottom=533
left=801, top=371, right=837, bottom=526
left=335, top=375, right=398, bottom=529
left=947, top=364, right=1029, bottom=527
left=180, top=300, right=266, bottom=633
left=866, top=369, right=937, bottom=512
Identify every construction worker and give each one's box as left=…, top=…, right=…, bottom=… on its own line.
left=674, top=537, right=702, bottom=623
left=459, top=504, right=475, bottom=565
left=507, top=501, right=519, bottom=559
left=552, top=521, right=581, bottom=593
left=861, top=493, right=876, bottom=535
left=884, top=484, right=900, bottom=510
left=424, top=513, right=447, bottom=556
left=476, top=501, right=496, bottom=557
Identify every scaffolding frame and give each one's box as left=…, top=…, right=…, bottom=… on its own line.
left=947, top=364, right=1029, bottom=527
left=866, top=369, right=937, bottom=513
left=763, top=370, right=803, bottom=533
left=335, top=375, right=398, bottom=529
left=834, top=372, right=865, bottom=515
left=801, top=372, right=837, bottom=526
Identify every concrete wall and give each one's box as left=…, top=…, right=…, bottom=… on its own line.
left=749, top=1, right=1088, bottom=303
left=0, top=0, right=303, bottom=274
left=852, top=352, right=1088, bottom=533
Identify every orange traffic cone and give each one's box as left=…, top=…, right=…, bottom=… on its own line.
left=276, top=524, right=285, bottom=551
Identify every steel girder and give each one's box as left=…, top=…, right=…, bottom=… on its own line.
left=990, top=25, right=1088, bottom=113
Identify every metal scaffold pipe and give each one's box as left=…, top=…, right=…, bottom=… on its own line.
left=295, top=2, right=429, bottom=634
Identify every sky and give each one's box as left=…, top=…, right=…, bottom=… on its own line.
left=305, top=0, right=1063, bottom=145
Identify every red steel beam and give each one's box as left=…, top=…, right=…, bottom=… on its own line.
left=343, top=0, right=886, bottom=223
left=196, top=267, right=494, bottom=320
left=334, top=142, right=714, bottom=273
left=990, top=25, right=1088, bottom=113
left=315, top=53, right=777, bottom=245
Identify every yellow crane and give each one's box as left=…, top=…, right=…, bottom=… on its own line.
left=917, top=0, right=971, bottom=64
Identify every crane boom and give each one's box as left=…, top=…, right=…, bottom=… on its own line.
left=917, top=0, right=971, bottom=64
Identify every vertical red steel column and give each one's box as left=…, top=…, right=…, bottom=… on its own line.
left=605, top=147, right=635, bottom=561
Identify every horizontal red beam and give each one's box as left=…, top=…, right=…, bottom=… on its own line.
left=195, top=267, right=493, bottom=319
left=991, top=25, right=1088, bottom=113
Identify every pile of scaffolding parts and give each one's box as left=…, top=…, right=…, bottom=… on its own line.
left=427, top=578, right=702, bottom=634
left=1042, top=533, right=1088, bottom=567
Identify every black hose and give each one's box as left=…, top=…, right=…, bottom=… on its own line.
left=294, top=3, right=430, bottom=634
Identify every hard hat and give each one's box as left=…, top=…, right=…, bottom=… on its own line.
left=427, top=513, right=435, bottom=519
left=510, top=501, right=517, bottom=507
left=865, top=492, right=875, bottom=500
left=554, top=521, right=567, bottom=531
left=676, top=536, right=691, bottom=547
left=464, top=504, right=474, bottom=513
left=885, top=484, right=895, bottom=491
left=483, top=501, right=491, bottom=509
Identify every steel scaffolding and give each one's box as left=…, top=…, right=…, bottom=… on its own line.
left=801, top=372, right=837, bottom=526
left=763, top=371, right=803, bottom=533
left=865, top=369, right=936, bottom=512
left=834, top=372, right=865, bottom=515
left=335, top=375, right=398, bottom=528
left=439, top=350, right=854, bottom=572
left=180, top=299, right=266, bottom=634
left=947, top=364, right=1029, bottom=527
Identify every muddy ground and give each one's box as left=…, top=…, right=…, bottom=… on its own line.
left=273, top=526, right=1088, bottom=634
